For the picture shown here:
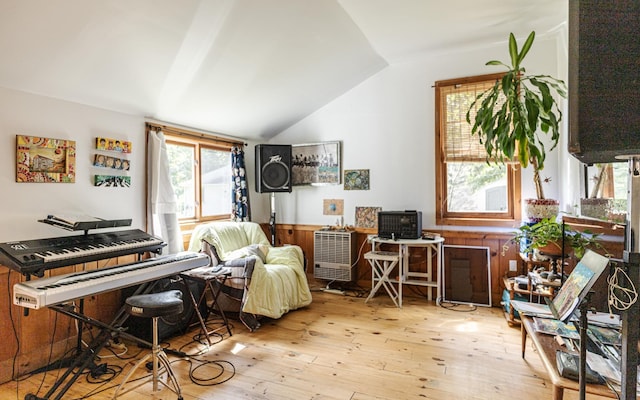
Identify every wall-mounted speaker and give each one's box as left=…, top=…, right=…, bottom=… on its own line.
left=255, top=144, right=292, bottom=193
left=568, top=0, right=640, bottom=164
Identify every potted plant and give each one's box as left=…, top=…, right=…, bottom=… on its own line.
left=466, top=31, right=567, bottom=222
left=505, top=218, right=604, bottom=261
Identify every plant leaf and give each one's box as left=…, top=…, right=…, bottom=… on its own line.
left=509, top=33, right=518, bottom=68
left=518, top=31, right=536, bottom=65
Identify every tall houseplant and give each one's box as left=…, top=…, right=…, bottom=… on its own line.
left=466, top=31, right=567, bottom=221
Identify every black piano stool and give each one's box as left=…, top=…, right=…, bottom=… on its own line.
left=114, top=290, right=184, bottom=399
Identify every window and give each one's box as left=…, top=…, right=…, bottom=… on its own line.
left=582, top=162, right=628, bottom=222
left=435, top=73, right=521, bottom=226
left=146, top=123, right=243, bottom=229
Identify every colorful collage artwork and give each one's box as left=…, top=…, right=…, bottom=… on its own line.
left=355, top=206, right=381, bottom=228
left=95, top=137, right=132, bottom=153
left=94, top=136, right=131, bottom=187
left=16, top=135, right=76, bottom=183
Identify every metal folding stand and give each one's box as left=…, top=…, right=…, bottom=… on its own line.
left=180, top=268, right=233, bottom=346
left=576, top=291, right=593, bottom=400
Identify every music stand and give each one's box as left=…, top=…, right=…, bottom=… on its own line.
left=545, top=250, right=609, bottom=400
left=545, top=250, right=609, bottom=323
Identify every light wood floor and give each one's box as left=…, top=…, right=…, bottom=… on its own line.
left=0, top=288, right=615, bottom=400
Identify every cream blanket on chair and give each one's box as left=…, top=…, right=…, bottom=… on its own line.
left=187, top=221, right=312, bottom=319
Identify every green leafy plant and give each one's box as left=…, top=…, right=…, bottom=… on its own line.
left=506, top=218, right=604, bottom=260
left=466, top=31, right=567, bottom=200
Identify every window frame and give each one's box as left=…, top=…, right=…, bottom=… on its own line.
left=145, top=123, right=243, bottom=232
left=434, top=73, right=522, bottom=227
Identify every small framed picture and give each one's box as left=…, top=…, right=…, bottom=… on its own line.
left=96, top=137, right=132, bottom=153
left=344, top=169, right=370, bottom=190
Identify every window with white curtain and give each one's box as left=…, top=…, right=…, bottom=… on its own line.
left=146, top=123, right=242, bottom=230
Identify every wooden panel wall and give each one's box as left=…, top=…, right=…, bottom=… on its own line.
left=270, top=223, right=624, bottom=310
left=270, top=224, right=520, bottom=305
left=184, top=222, right=624, bottom=308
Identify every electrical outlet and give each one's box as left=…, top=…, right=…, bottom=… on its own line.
left=509, top=259, right=518, bottom=272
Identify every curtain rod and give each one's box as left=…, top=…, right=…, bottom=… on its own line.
left=144, top=117, right=247, bottom=146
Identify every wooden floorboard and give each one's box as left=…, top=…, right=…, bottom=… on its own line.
left=0, top=290, right=617, bottom=400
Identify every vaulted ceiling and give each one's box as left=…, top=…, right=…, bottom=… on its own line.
left=0, top=0, right=567, bottom=140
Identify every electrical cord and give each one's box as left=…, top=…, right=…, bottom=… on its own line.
left=607, top=262, right=638, bottom=313
left=8, top=270, right=21, bottom=399
left=439, top=301, right=477, bottom=312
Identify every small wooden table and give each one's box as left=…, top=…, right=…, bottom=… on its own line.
left=520, top=314, right=616, bottom=400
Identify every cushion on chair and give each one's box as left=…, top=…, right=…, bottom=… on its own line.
left=125, top=290, right=184, bottom=318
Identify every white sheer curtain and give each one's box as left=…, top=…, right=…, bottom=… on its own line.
left=147, top=129, right=183, bottom=254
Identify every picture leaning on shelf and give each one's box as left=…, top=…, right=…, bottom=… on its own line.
left=93, top=154, right=131, bottom=171
left=95, top=136, right=132, bottom=153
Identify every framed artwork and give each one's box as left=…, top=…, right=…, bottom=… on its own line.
left=344, top=169, right=370, bottom=190
left=323, top=199, right=344, bottom=215
left=94, top=154, right=130, bottom=170
left=96, top=137, right=132, bottom=153
left=16, top=135, right=76, bottom=183
left=355, top=206, right=382, bottom=228
left=292, top=141, right=341, bottom=185
left=94, top=175, right=131, bottom=187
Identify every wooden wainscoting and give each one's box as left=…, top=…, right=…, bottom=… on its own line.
left=269, top=224, right=518, bottom=306
left=267, top=223, right=623, bottom=310
left=182, top=220, right=624, bottom=310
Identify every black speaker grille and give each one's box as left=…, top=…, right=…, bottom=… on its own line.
left=262, top=160, right=289, bottom=189
left=568, top=0, right=640, bottom=163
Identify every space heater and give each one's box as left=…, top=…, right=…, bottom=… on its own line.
left=313, top=230, right=357, bottom=282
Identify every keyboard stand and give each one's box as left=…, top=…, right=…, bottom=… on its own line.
left=24, top=280, right=185, bottom=400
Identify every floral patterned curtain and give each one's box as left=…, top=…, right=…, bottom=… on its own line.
left=231, top=146, right=251, bottom=221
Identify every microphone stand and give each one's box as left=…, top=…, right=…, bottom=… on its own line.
left=270, top=192, right=276, bottom=246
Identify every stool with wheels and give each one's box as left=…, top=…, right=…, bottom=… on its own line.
left=113, top=290, right=184, bottom=399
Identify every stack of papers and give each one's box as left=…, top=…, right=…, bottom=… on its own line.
left=510, top=300, right=553, bottom=318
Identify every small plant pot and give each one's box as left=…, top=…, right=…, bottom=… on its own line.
left=525, top=198, right=559, bottom=223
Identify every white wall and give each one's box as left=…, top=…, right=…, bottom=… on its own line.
left=0, top=87, right=146, bottom=242
left=0, top=32, right=571, bottom=241
left=261, top=33, right=569, bottom=230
